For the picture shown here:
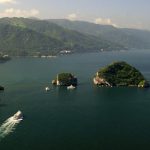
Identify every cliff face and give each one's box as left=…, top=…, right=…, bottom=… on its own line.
left=93, top=61, right=149, bottom=88
left=93, top=75, right=111, bottom=87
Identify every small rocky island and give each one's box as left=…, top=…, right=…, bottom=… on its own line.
left=0, top=54, right=11, bottom=63
left=52, top=73, right=77, bottom=86
left=93, top=61, right=149, bottom=88
left=0, top=86, right=4, bottom=91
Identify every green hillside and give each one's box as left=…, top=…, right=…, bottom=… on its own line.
left=0, top=17, right=124, bottom=56
left=50, top=19, right=150, bottom=49
left=0, top=23, right=64, bottom=56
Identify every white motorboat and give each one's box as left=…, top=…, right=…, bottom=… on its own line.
left=67, top=85, right=76, bottom=90
left=13, top=110, right=23, bottom=120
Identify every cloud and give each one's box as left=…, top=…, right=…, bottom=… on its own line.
left=95, top=18, right=118, bottom=27
left=0, top=0, right=16, bottom=4
left=67, top=13, right=77, bottom=21
left=0, top=8, right=40, bottom=18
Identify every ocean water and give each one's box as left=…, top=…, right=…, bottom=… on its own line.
left=0, top=50, right=150, bottom=150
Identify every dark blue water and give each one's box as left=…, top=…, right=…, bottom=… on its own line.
left=0, top=50, right=150, bottom=150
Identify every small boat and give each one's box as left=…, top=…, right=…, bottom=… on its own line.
left=67, top=85, right=76, bottom=90
left=45, top=87, right=50, bottom=91
left=13, top=110, right=23, bottom=120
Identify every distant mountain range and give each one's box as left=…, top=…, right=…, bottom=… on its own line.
left=0, top=17, right=150, bottom=56
left=49, top=19, right=150, bottom=50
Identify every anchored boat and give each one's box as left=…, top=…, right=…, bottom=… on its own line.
left=67, top=85, right=76, bottom=90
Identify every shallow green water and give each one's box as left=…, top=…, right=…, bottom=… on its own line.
left=0, top=50, right=150, bottom=150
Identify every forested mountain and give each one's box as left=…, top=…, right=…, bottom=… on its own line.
left=49, top=19, right=150, bottom=49
left=0, top=18, right=123, bottom=56
left=0, top=17, right=149, bottom=56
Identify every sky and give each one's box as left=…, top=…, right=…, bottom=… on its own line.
left=0, top=0, right=150, bottom=30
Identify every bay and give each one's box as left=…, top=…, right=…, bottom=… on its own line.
left=0, top=50, right=150, bottom=150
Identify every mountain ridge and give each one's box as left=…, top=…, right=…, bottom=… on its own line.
left=0, top=17, right=149, bottom=56
left=0, top=17, right=124, bottom=56
left=49, top=19, right=150, bottom=49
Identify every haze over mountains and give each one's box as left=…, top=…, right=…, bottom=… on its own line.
left=50, top=19, right=150, bottom=49
left=0, top=17, right=150, bottom=56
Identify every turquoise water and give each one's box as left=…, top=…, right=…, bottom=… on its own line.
left=0, top=50, right=150, bottom=150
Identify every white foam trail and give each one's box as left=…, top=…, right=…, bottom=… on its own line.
left=0, top=114, right=22, bottom=140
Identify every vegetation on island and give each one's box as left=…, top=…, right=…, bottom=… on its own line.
left=94, top=61, right=149, bottom=88
left=52, top=73, right=77, bottom=86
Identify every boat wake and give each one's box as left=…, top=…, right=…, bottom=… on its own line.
left=0, top=111, right=23, bottom=141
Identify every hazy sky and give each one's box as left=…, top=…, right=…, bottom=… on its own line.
left=0, top=0, right=149, bottom=30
